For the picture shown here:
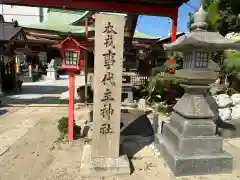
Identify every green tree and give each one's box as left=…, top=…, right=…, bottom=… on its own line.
left=201, top=0, right=240, bottom=36
left=187, top=12, right=194, bottom=31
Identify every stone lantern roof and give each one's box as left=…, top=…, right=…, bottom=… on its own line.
left=163, top=6, right=240, bottom=51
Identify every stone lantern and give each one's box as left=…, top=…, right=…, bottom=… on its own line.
left=155, top=6, right=240, bottom=176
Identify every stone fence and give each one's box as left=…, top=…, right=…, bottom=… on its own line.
left=87, top=73, right=149, bottom=88
left=130, top=75, right=148, bottom=87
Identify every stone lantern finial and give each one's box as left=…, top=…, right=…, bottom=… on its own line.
left=191, top=5, right=208, bottom=31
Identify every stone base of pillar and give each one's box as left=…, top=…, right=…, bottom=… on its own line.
left=79, top=144, right=130, bottom=177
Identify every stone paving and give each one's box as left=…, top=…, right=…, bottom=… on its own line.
left=3, top=75, right=84, bottom=105
left=0, top=106, right=68, bottom=180
left=0, top=78, right=71, bottom=180
left=0, top=76, right=83, bottom=139
left=0, top=77, right=80, bottom=156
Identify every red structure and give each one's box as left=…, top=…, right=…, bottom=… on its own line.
left=0, top=0, right=186, bottom=17
left=53, top=36, right=88, bottom=141
left=0, top=0, right=186, bottom=33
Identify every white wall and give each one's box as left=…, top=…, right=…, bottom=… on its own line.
left=0, top=4, right=47, bottom=25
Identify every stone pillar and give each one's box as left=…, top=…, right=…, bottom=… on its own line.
left=0, top=68, right=3, bottom=96
left=15, top=55, right=20, bottom=74
left=79, top=14, right=130, bottom=177
left=46, top=68, right=57, bottom=81
left=35, top=64, right=39, bottom=72
left=28, top=64, right=32, bottom=77
left=156, top=82, right=233, bottom=176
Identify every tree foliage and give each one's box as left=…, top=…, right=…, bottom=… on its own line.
left=139, top=53, right=184, bottom=104
left=188, top=0, right=240, bottom=35
left=187, top=12, right=194, bottom=31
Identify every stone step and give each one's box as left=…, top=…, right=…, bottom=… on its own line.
left=162, top=123, right=223, bottom=155
left=21, top=76, right=33, bottom=82
left=39, top=75, right=48, bottom=81
left=169, top=112, right=216, bottom=137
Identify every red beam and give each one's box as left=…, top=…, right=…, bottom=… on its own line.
left=0, top=0, right=179, bottom=16
left=171, top=10, right=178, bottom=41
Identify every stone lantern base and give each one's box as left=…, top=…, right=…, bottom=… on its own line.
left=154, top=84, right=233, bottom=176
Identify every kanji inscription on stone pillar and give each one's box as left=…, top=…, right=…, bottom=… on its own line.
left=92, top=14, right=125, bottom=158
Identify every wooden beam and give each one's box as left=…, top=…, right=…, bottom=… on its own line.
left=0, top=0, right=179, bottom=16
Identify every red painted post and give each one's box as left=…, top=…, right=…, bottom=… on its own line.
left=68, top=71, right=75, bottom=141
left=52, top=36, right=87, bottom=140
left=167, top=9, right=178, bottom=104
left=171, top=10, right=178, bottom=42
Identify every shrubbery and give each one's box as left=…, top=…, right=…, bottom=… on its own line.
left=57, top=117, right=81, bottom=140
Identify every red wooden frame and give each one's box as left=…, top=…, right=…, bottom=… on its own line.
left=0, top=0, right=179, bottom=17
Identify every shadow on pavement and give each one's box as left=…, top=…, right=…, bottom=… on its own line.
left=1, top=85, right=71, bottom=106
left=20, top=85, right=68, bottom=94
left=0, top=109, right=8, bottom=116
left=2, top=97, right=80, bottom=106
left=120, top=109, right=154, bottom=158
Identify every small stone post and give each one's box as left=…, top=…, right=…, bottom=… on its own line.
left=28, top=64, right=32, bottom=77
left=0, top=67, right=3, bottom=96
left=46, top=59, right=57, bottom=81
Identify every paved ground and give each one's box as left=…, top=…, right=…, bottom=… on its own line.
left=4, top=75, right=85, bottom=105
left=1, top=77, right=240, bottom=180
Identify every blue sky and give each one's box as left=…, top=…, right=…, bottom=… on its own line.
left=136, top=0, right=200, bottom=37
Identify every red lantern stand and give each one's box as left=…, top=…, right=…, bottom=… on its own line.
left=53, top=36, right=88, bottom=141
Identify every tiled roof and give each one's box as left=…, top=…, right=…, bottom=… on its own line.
left=25, top=9, right=157, bottom=40
left=24, top=9, right=93, bottom=33
left=133, top=30, right=159, bottom=39
left=0, top=22, right=22, bottom=41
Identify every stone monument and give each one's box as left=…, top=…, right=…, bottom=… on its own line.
left=155, top=6, right=240, bottom=176
left=28, top=64, right=32, bottom=78
left=138, top=98, right=147, bottom=112
left=46, top=59, right=58, bottom=81
left=79, top=13, right=130, bottom=177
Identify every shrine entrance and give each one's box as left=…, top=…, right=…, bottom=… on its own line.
left=1, top=0, right=185, bottom=99
left=0, top=0, right=187, bottom=177
left=0, top=60, right=16, bottom=92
